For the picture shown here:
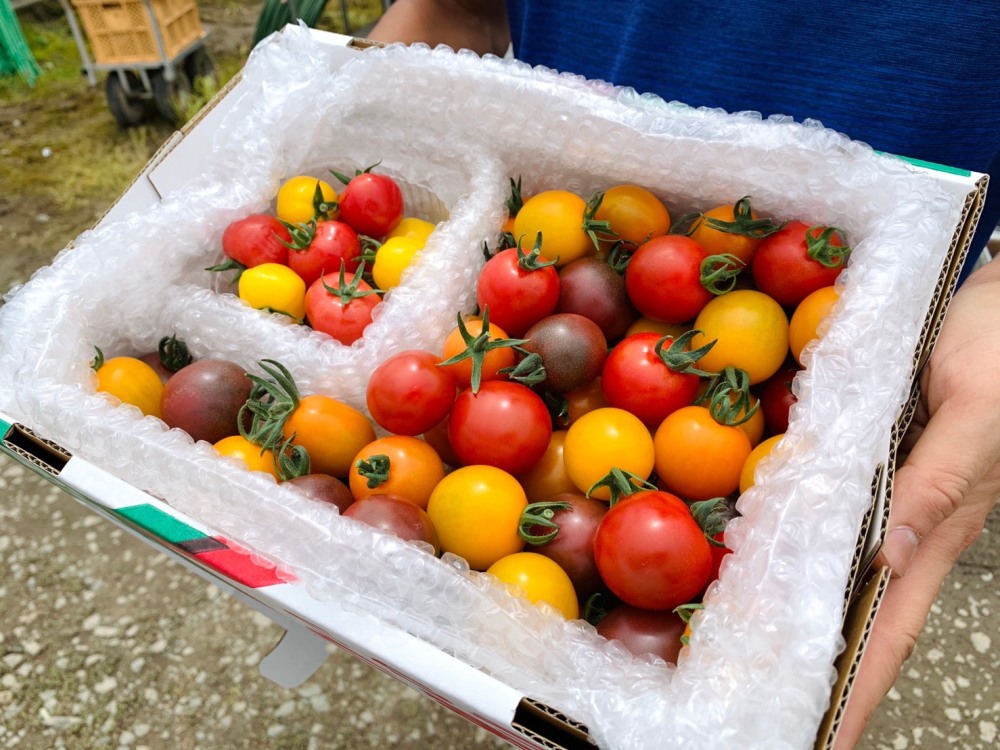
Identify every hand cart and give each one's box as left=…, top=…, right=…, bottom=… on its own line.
left=59, top=0, right=215, bottom=127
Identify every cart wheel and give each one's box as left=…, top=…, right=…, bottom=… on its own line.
left=105, top=72, right=148, bottom=129
left=183, top=46, right=217, bottom=90
left=150, top=67, right=193, bottom=125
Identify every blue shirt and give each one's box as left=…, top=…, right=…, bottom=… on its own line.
left=506, top=0, right=999, bottom=280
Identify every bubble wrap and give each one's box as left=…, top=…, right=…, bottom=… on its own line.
left=0, top=26, right=967, bottom=750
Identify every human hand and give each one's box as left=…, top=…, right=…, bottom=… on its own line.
left=834, top=254, right=1000, bottom=748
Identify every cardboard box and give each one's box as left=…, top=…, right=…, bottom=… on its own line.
left=0, top=27, right=988, bottom=750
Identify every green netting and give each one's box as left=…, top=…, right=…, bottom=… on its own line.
left=0, top=0, right=41, bottom=86
left=253, top=0, right=330, bottom=46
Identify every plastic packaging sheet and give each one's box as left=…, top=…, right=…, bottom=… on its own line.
left=0, top=26, right=969, bottom=750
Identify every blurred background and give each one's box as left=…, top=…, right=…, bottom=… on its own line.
left=1, top=2, right=997, bottom=748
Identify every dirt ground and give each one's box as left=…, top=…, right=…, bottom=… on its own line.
left=1, top=2, right=998, bottom=749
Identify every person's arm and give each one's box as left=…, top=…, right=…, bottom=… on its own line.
left=834, top=253, right=1000, bottom=748
left=367, top=0, right=510, bottom=57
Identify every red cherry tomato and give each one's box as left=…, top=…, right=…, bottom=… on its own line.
left=337, top=170, right=404, bottom=237
left=304, top=269, right=381, bottom=345
left=624, top=235, right=713, bottom=324
left=221, top=214, right=291, bottom=269
left=751, top=221, right=850, bottom=308
left=757, top=363, right=801, bottom=435
left=476, top=246, right=561, bottom=337
left=366, top=350, right=457, bottom=436
left=286, top=219, right=361, bottom=288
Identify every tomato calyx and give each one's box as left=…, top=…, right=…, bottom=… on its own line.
left=499, top=350, right=547, bottom=387
left=517, top=500, right=573, bottom=544
left=688, top=498, right=733, bottom=545
left=587, top=467, right=656, bottom=506
left=205, top=256, right=247, bottom=285
left=676, top=602, right=704, bottom=646
left=239, top=358, right=302, bottom=453
left=700, top=253, right=746, bottom=295
left=654, top=330, right=717, bottom=377
left=91, top=346, right=105, bottom=371
left=607, top=240, right=638, bottom=274
left=517, top=235, right=558, bottom=271
left=157, top=334, right=192, bottom=373
left=697, top=196, right=786, bottom=239
left=806, top=225, right=852, bottom=268
left=583, top=591, right=616, bottom=626
left=319, top=260, right=383, bottom=307
left=506, top=175, right=524, bottom=217
left=355, top=454, right=391, bottom=489
left=437, top=307, right=527, bottom=393
left=543, top=391, right=571, bottom=428
left=331, top=161, right=383, bottom=185
left=272, top=434, right=311, bottom=481
left=583, top=192, right=617, bottom=250
left=278, top=218, right=319, bottom=252
left=696, top=366, right=760, bottom=427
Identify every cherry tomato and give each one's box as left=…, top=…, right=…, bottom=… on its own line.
left=276, top=175, right=338, bottom=225
left=343, top=493, right=440, bottom=554
left=161, top=359, right=252, bottom=444
left=752, top=222, right=849, bottom=307
left=593, top=184, right=670, bottom=247
left=426, top=465, right=527, bottom=570
left=513, top=189, right=597, bottom=267
left=372, top=235, right=424, bottom=291
left=387, top=217, right=435, bottom=243
left=757, top=363, right=801, bottom=435
left=739, top=433, right=785, bottom=493
left=366, top=350, right=457, bottom=436
left=213, top=435, right=279, bottom=479
left=563, top=407, right=655, bottom=500
left=337, top=170, right=404, bottom=237
left=625, top=317, right=690, bottom=339
left=520, top=491, right=607, bottom=599
left=596, top=605, right=687, bottom=664
left=94, top=355, right=164, bottom=420
left=448, top=381, right=552, bottom=476
left=593, top=489, right=712, bottom=610
left=555, top=256, right=638, bottom=343
left=521, top=313, right=607, bottom=394
left=691, top=289, right=789, bottom=385
left=238, top=263, right=306, bottom=321
left=516, top=431, right=577, bottom=503
left=348, top=435, right=446, bottom=510
left=563, top=377, right=608, bottom=426
left=422, top=416, right=463, bottom=469
left=282, top=395, right=376, bottom=477
left=476, top=246, right=560, bottom=337
left=286, top=219, right=361, bottom=288
left=439, top=317, right=517, bottom=390
left=690, top=197, right=774, bottom=266
left=286, top=473, right=355, bottom=514
left=624, top=235, right=713, bottom=323
left=487, top=551, right=579, bottom=620
left=789, top=285, right=840, bottom=365
left=601, top=332, right=701, bottom=428
left=221, top=214, right=291, bottom=269
left=304, top=268, right=381, bottom=345
left=653, top=405, right=752, bottom=501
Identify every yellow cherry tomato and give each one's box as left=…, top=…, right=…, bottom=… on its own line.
left=372, top=235, right=424, bottom=291
left=213, top=435, right=280, bottom=479
left=593, top=184, right=671, bottom=246
left=426, top=465, right=527, bottom=570
left=516, top=430, right=577, bottom=503
left=654, top=405, right=752, bottom=501
left=387, top=217, right=435, bottom=243
left=276, top=175, right=338, bottom=225
left=739, top=433, right=785, bottom=494
left=625, top=317, right=690, bottom=339
left=513, top=189, right=596, bottom=267
left=283, top=395, right=376, bottom=478
left=563, top=407, right=655, bottom=500
left=789, top=286, right=840, bottom=365
left=348, top=435, right=446, bottom=510
left=691, top=289, right=789, bottom=385
left=238, top=263, right=306, bottom=321
left=487, top=551, right=580, bottom=620
left=94, top=355, right=164, bottom=419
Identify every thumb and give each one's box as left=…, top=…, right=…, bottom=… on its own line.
left=880, top=395, right=1000, bottom=576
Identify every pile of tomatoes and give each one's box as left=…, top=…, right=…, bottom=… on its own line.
left=209, top=165, right=437, bottom=345
left=93, top=176, right=850, bottom=666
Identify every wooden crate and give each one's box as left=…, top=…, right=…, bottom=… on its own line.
left=70, top=0, right=203, bottom=65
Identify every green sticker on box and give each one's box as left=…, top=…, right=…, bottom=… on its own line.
left=876, top=151, right=971, bottom=177
left=116, top=503, right=205, bottom=544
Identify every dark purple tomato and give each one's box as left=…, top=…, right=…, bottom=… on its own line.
left=596, top=604, right=687, bottom=664
left=521, top=313, right=608, bottom=394
left=523, top=492, right=607, bottom=599
left=160, top=359, right=252, bottom=444
left=556, top=257, right=638, bottom=343
left=342, top=493, right=440, bottom=554
left=286, top=473, right=355, bottom=514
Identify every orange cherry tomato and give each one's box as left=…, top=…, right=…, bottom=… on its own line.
left=563, top=377, right=609, bottom=427
left=653, top=405, right=752, bottom=501
left=440, top=316, right=517, bottom=390
left=689, top=197, right=778, bottom=266
left=513, top=189, right=597, bottom=267
left=283, top=395, right=376, bottom=478
left=789, top=286, right=841, bottom=365
left=349, top=435, right=446, bottom=510
left=593, top=184, right=671, bottom=247
left=516, top=430, right=578, bottom=503
left=213, top=435, right=280, bottom=479
left=739, top=433, right=784, bottom=494
left=563, top=407, right=655, bottom=500
left=94, top=354, right=164, bottom=420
